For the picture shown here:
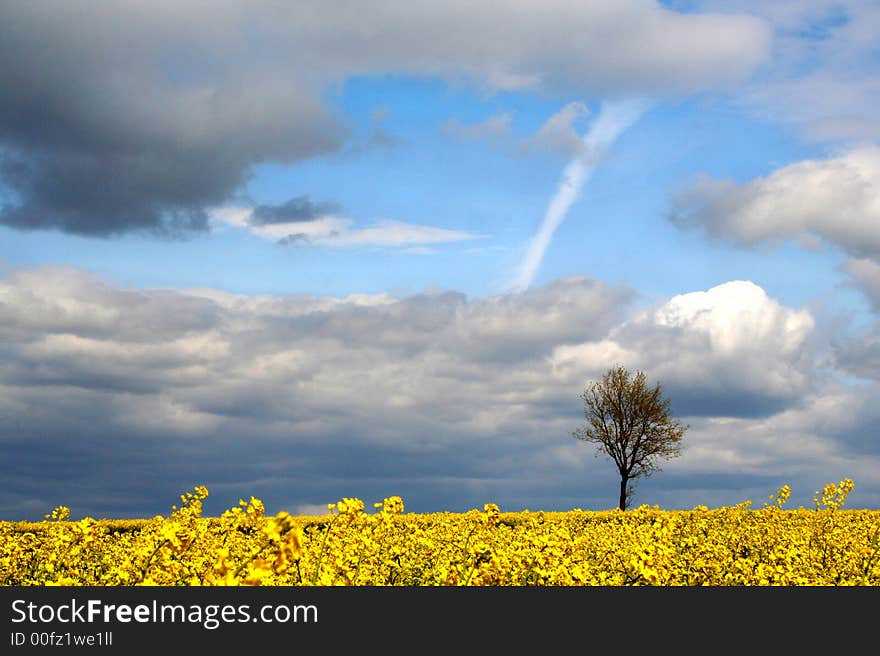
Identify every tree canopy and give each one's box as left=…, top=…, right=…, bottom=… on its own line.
left=573, top=365, right=687, bottom=510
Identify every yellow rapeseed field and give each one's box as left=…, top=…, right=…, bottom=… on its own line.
left=2, top=479, right=878, bottom=586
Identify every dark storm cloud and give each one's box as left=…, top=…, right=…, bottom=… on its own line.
left=0, top=268, right=636, bottom=518
left=249, top=196, right=342, bottom=225
left=663, top=385, right=793, bottom=419
left=0, top=3, right=345, bottom=237
left=0, top=149, right=211, bottom=237
left=6, top=266, right=873, bottom=520
left=0, top=2, right=769, bottom=237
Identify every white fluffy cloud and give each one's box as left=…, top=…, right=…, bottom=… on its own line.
left=551, top=280, right=815, bottom=416
left=669, top=147, right=880, bottom=257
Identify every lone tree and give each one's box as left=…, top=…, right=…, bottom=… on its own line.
left=573, top=365, right=687, bottom=510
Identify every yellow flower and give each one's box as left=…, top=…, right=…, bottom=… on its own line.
left=5, top=479, right=876, bottom=587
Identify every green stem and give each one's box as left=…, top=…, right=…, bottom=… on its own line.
left=234, top=539, right=273, bottom=578
left=457, top=521, right=480, bottom=584
left=137, top=538, right=169, bottom=584
left=353, top=516, right=386, bottom=586
left=311, top=514, right=339, bottom=585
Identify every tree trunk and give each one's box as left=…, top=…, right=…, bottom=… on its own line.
left=619, top=476, right=628, bottom=511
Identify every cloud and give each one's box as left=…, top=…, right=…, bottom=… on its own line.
left=344, top=128, right=402, bottom=156
left=0, top=267, right=633, bottom=518
left=513, top=99, right=649, bottom=292
left=668, top=147, right=880, bottom=258
left=840, top=258, right=880, bottom=312
left=833, top=260, right=880, bottom=382
left=5, top=267, right=870, bottom=519
left=517, top=102, right=591, bottom=157
left=249, top=196, right=342, bottom=225
left=342, top=106, right=403, bottom=156
left=831, top=260, right=880, bottom=379
left=444, top=102, right=592, bottom=158
left=0, top=2, right=770, bottom=236
left=804, top=116, right=880, bottom=144
left=833, top=331, right=880, bottom=383
left=0, top=65, right=342, bottom=237
left=551, top=280, right=816, bottom=417
left=306, top=220, right=484, bottom=248
left=442, top=114, right=513, bottom=144
left=212, top=206, right=484, bottom=248
left=639, top=379, right=880, bottom=509
left=692, top=1, right=879, bottom=144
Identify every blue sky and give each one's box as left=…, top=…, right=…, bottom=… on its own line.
left=1, top=1, right=879, bottom=519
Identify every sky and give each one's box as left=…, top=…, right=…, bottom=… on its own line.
left=1, top=0, right=879, bottom=520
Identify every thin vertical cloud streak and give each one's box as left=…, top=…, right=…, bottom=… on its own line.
left=512, top=99, right=649, bottom=292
